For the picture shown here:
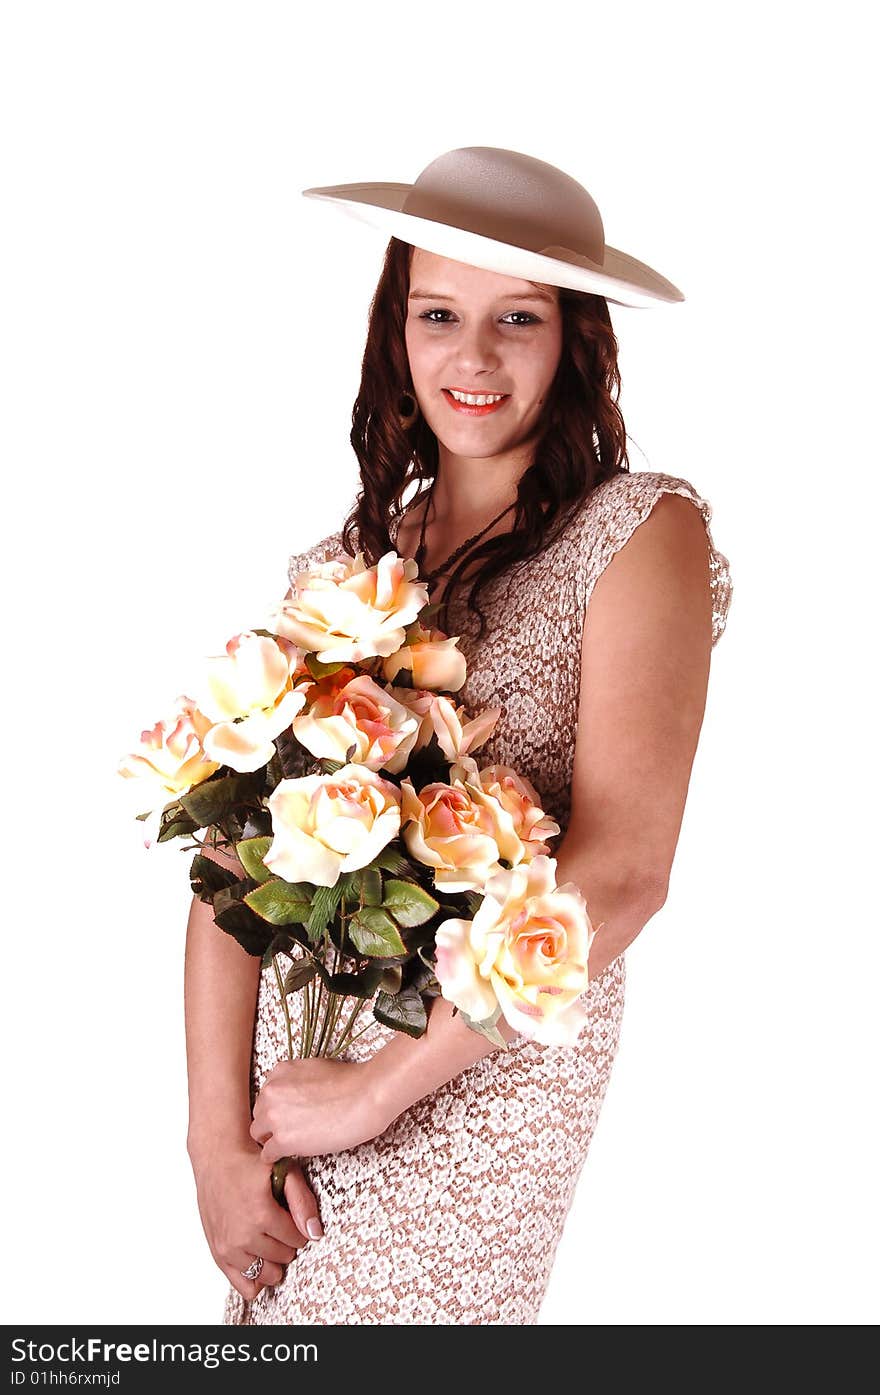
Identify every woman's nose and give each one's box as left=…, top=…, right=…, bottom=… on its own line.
left=454, top=321, right=502, bottom=375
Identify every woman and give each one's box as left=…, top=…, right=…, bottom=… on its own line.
left=184, top=147, right=733, bottom=1325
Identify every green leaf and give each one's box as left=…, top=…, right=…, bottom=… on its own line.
left=321, top=758, right=345, bottom=775
left=379, top=964, right=403, bottom=994
left=158, top=813, right=199, bottom=843
left=338, top=870, right=362, bottom=899
left=359, top=867, right=383, bottom=907
left=405, top=951, right=441, bottom=997
left=348, top=907, right=407, bottom=957
left=327, top=963, right=385, bottom=999
left=402, top=736, right=451, bottom=791
left=417, top=602, right=442, bottom=626
left=213, top=885, right=275, bottom=958
left=274, top=729, right=304, bottom=780
left=373, top=986, right=428, bottom=1038
left=382, top=878, right=439, bottom=928
left=242, top=810, right=273, bottom=840
left=282, top=958, right=318, bottom=995
left=189, top=853, right=239, bottom=900
left=370, top=846, right=415, bottom=877
left=457, top=1002, right=510, bottom=1051
left=307, top=881, right=345, bottom=939
left=245, top=879, right=314, bottom=926
left=261, top=929, right=296, bottom=968
left=235, top=836, right=274, bottom=884
left=462, top=890, right=483, bottom=918
left=305, top=654, right=348, bottom=680
left=179, top=773, right=262, bottom=828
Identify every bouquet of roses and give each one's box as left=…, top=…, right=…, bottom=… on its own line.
left=119, top=550, right=599, bottom=1086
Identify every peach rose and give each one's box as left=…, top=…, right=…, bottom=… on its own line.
left=118, top=694, right=219, bottom=812
left=381, top=622, right=467, bottom=693
left=451, top=756, right=561, bottom=863
left=292, top=670, right=420, bottom=774
left=195, top=631, right=308, bottom=773
left=433, top=855, right=596, bottom=1046
left=265, top=764, right=401, bottom=887
left=391, top=688, right=501, bottom=762
left=400, top=777, right=505, bottom=893
left=268, top=551, right=429, bottom=663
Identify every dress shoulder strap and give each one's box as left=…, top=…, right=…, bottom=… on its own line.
left=574, top=470, right=734, bottom=648
left=286, top=529, right=346, bottom=593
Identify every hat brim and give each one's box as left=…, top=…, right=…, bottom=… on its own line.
left=302, top=183, right=684, bottom=309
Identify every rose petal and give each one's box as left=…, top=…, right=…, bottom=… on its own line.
left=434, top=918, right=499, bottom=1022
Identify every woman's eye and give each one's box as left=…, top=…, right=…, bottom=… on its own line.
left=418, top=308, right=539, bottom=326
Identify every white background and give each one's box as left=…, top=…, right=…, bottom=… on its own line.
left=1, top=1, right=876, bottom=1325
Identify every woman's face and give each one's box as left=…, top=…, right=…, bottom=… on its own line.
left=404, top=248, right=563, bottom=462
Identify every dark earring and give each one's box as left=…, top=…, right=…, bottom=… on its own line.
left=397, top=391, right=420, bottom=430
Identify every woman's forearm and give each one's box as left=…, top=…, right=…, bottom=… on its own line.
left=184, top=879, right=262, bottom=1168
left=365, top=863, right=665, bottom=1126
left=557, top=841, right=668, bottom=980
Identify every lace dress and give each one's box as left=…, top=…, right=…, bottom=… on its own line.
left=223, top=469, right=733, bottom=1325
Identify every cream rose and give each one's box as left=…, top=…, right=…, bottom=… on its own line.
left=292, top=670, right=420, bottom=774
left=117, top=694, right=219, bottom=812
left=268, top=551, right=429, bottom=663
left=381, top=623, right=467, bottom=693
left=265, top=764, right=402, bottom=887
left=195, top=631, right=308, bottom=773
left=451, top=757, right=561, bottom=864
left=391, top=688, right=501, bottom=762
left=433, top=855, right=596, bottom=1046
left=400, top=777, right=505, bottom=893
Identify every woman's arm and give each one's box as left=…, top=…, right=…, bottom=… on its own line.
left=362, top=876, right=663, bottom=1125
left=185, top=846, right=326, bottom=1296
left=184, top=852, right=262, bottom=1164
left=565, top=490, right=713, bottom=977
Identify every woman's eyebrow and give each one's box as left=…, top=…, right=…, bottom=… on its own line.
left=408, top=288, right=555, bottom=303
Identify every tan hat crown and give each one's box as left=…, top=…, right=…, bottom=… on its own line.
left=401, top=146, right=607, bottom=268
left=302, top=144, right=684, bottom=307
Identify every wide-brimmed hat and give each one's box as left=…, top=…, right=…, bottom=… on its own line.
left=302, top=146, right=684, bottom=309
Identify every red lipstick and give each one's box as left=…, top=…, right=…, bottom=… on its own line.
left=442, top=389, right=510, bottom=417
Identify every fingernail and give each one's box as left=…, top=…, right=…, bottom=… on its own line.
left=306, top=1218, right=324, bottom=1240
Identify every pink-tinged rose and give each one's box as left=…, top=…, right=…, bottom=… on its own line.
left=381, top=623, right=467, bottom=693
left=451, top=757, right=561, bottom=864
left=195, top=632, right=308, bottom=773
left=118, top=694, right=219, bottom=813
left=292, top=669, right=420, bottom=774
left=400, top=777, right=503, bottom=893
left=265, top=764, right=401, bottom=887
left=267, top=551, right=429, bottom=663
left=390, top=688, right=501, bottom=762
left=433, top=855, right=596, bottom=1046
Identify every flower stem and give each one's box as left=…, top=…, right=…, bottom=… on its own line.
left=328, top=996, right=371, bottom=1057
left=313, top=942, right=340, bottom=1057
left=271, top=952, right=293, bottom=1062
left=328, top=1007, right=374, bottom=1057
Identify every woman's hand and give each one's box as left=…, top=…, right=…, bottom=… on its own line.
left=250, top=1057, right=390, bottom=1162
left=191, top=1139, right=324, bottom=1301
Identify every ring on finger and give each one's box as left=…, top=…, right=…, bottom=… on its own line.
left=240, top=1256, right=263, bottom=1281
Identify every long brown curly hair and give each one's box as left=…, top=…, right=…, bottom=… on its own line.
left=342, top=237, right=631, bottom=637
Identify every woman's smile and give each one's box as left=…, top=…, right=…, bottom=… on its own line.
left=441, top=387, right=511, bottom=416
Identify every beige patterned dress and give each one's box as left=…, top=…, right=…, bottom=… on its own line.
left=223, top=469, right=733, bottom=1325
